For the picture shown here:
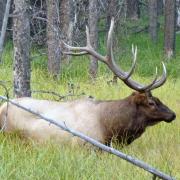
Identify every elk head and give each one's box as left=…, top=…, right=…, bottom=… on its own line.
left=130, top=92, right=176, bottom=125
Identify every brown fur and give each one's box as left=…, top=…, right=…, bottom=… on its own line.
left=0, top=92, right=176, bottom=146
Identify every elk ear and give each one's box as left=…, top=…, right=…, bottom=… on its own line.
left=133, top=93, right=148, bottom=105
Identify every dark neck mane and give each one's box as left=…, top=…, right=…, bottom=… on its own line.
left=97, top=97, right=147, bottom=145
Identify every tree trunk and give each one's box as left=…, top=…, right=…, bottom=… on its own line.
left=60, top=0, right=73, bottom=62
left=157, top=0, right=164, bottom=15
left=149, top=0, right=158, bottom=43
left=126, top=0, right=139, bottom=20
left=88, top=0, right=99, bottom=79
left=46, top=0, right=61, bottom=77
left=68, top=0, right=75, bottom=46
left=106, top=0, right=119, bottom=84
left=164, top=0, right=176, bottom=59
left=0, top=0, right=11, bottom=61
left=106, top=0, right=118, bottom=31
left=0, top=0, right=6, bottom=29
left=73, top=0, right=89, bottom=46
left=13, top=0, right=31, bottom=97
left=177, top=1, right=180, bottom=30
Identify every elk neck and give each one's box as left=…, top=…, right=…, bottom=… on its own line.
left=96, top=95, right=147, bottom=143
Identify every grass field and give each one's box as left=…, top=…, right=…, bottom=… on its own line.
left=0, top=32, right=179, bottom=179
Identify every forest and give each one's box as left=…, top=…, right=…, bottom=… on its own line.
left=0, top=0, right=180, bottom=179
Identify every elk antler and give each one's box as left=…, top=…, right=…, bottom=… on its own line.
left=63, top=18, right=167, bottom=92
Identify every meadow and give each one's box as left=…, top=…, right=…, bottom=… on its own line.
left=0, top=32, right=179, bottom=179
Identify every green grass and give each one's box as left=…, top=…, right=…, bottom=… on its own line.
left=0, top=32, right=180, bottom=179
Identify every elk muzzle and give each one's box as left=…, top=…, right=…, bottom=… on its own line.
left=163, top=110, right=176, bottom=123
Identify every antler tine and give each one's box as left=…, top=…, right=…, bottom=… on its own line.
left=124, top=45, right=137, bottom=80
left=86, top=26, right=91, bottom=47
left=148, top=62, right=167, bottom=91
left=122, top=66, right=159, bottom=92
left=62, top=34, right=106, bottom=62
left=62, top=41, right=86, bottom=52
left=63, top=51, right=89, bottom=56
left=140, top=67, right=158, bottom=91
left=107, top=17, right=115, bottom=58
left=105, top=18, right=127, bottom=78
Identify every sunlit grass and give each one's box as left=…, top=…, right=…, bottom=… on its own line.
left=0, top=32, right=179, bottom=179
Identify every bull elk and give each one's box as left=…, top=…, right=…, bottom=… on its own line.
left=0, top=18, right=176, bottom=146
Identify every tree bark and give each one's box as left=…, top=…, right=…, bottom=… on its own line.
left=60, top=0, right=73, bottom=62
left=126, top=0, right=139, bottom=20
left=46, top=0, right=61, bottom=77
left=157, top=0, right=164, bottom=15
left=88, top=0, right=99, bottom=79
left=106, top=0, right=120, bottom=84
left=177, top=1, right=180, bottom=29
left=164, top=0, right=176, bottom=59
left=0, top=0, right=11, bottom=61
left=149, top=0, right=158, bottom=43
left=73, top=0, right=89, bottom=46
left=106, top=0, right=118, bottom=31
left=13, top=0, right=31, bottom=97
left=0, top=0, right=6, bottom=29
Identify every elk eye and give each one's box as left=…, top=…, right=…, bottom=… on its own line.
left=149, top=102, right=155, bottom=106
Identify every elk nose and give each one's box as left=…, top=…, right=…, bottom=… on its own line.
left=172, top=113, right=176, bottom=120
left=166, top=112, right=176, bottom=122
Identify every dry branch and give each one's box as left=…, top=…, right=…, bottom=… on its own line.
left=31, top=90, right=85, bottom=101
left=0, top=95, right=175, bottom=180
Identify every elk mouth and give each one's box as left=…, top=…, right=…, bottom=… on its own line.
left=164, top=113, right=176, bottom=123
left=147, top=112, right=176, bottom=126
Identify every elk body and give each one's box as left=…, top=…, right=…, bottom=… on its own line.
left=0, top=18, right=176, bottom=146
left=0, top=92, right=176, bottom=146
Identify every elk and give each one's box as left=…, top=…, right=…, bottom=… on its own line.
left=0, top=18, right=176, bottom=146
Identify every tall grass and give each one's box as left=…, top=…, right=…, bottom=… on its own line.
left=0, top=32, right=179, bottom=179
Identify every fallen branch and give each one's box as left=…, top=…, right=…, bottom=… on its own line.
left=31, top=90, right=66, bottom=100
left=31, top=90, right=86, bottom=101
